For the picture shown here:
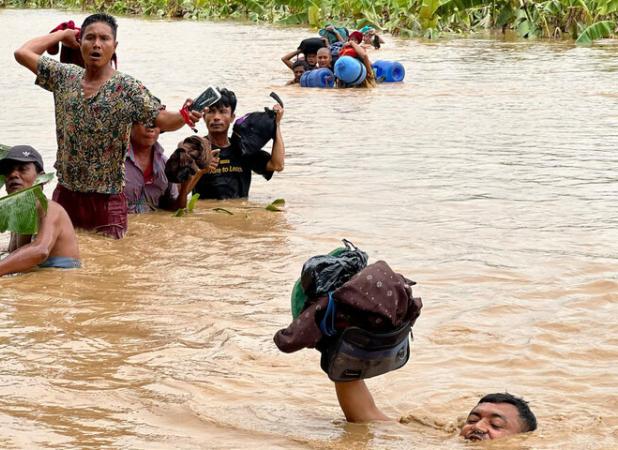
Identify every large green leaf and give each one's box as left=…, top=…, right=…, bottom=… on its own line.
left=308, top=3, right=321, bottom=27
left=435, top=0, right=487, bottom=17
left=0, top=144, right=9, bottom=160
left=419, top=0, right=442, bottom=26
left=276, top=11, right=307, bottom=24
left=576, top=20, right=615, bottom=44
left=0, top=172, right=54, bottom=234
left=598, top=0, right=618, bottom=15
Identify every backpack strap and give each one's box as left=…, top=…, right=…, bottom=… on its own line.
left=319, top=292, right=338, bottom=337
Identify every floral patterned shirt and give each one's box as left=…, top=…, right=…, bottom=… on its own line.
left=36, top=56, right=161, bottom=194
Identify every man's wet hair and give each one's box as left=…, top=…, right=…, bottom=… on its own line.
left=292, top=60, right=308, bottom=70
left=81, top=13, right=118, bottom=39
left=211, top=88, right=237, bottom=114
left=478, top=393, right=537, bottom=432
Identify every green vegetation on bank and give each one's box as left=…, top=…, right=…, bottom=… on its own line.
left=1, top=0, right=616, bottom=42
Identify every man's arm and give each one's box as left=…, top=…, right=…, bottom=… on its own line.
left=14, top=29, right=79, bottom=74
left=0, top=204, right=62, bottom=276
left=281, top=49, right=301, bottom=70
left=335, top=380, right=393, bottom=423
left=348, top=41, right=373, bottom=75
left=325, top=26, right=345, bottom=43
left=265, top=104, right=285, bottom=172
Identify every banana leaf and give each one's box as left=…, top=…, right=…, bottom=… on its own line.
left=265, top=198, right=286, bottom=212
left=308, top=3, right=321, bottom=27
left=0, top=144, right=9, bottom=160
left=0, top=172, right=54, bottom=235
left=435, top=0, right=487, bottom=17
left=598, top=0, right=618, bottom=15
left=276, top=12, right=308, bottom=24
left=576, top=20, right=615, bottom=44
left=187, top=193, right=200, bottom=212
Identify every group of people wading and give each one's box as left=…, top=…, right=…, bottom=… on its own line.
left=0, top=14, right=537, bottom=441
left=282, top=24, right=384, bottom=87
left=1, top=13, right=284, bottom=273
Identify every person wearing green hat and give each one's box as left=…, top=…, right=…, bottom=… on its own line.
left=360, top=26, right=385, bottom=50
left=0, top=145, right=80, bottom=276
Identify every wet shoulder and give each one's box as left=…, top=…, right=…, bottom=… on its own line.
left=48, top=200, right=74, bottom=227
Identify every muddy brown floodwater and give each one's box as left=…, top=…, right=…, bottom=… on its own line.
left=0, top=8, right=617, bottom=449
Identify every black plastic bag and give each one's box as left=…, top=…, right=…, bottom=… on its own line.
left=231, top=92, right=284, bottom=157
left=300, top=239, right=368, bottom=299
left=298, top=37, right=327, bottom=55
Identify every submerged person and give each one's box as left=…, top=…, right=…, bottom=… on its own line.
left=360, top=26, right=385, bottom=49
left=13, top=13, right=203, bottom=239
left=336, top=39, right=377, bottom=89
left=0, top=146, right=80, bottom=276
left=125, top=124, right=218, bottom=213
left=286, top=60, right=308, bottom=85
left=281, top=48, right=317, bottom=71
left=316, top=47, right=333, bottom=70
left=335, top=380, right=537, bottom=440
left=192, top=88, right=285, bottom=200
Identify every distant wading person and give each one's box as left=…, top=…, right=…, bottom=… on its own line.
left=13, top=13, right=202, bottom=238
left=0, top=146, right=80, bottom=276
left=287, top=60, right=308, bottom=85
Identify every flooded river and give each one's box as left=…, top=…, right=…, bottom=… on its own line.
left=1, top=8, right=617, bottom=449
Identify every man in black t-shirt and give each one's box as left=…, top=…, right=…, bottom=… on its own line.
left=192, top=88, right=285, bottom=199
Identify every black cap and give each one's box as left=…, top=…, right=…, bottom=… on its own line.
left=0, top=145, right=45, bottom=174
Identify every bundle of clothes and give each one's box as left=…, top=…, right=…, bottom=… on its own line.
left=47, top=20, right=117, bottom=68
left=274, top=241, right=422, bottom=381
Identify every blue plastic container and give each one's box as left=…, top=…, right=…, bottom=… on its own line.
left=300, top=68, right=335, bottom=88
left=334, top=56, right=367, bottom=86
left=371, top=60, right=406, bottom=82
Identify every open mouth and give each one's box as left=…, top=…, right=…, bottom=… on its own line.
left=90, top=51, right=102, bottom=60
left=465, top=433, right=487, bottom=441
left=6, top=180, right=23, bottom=192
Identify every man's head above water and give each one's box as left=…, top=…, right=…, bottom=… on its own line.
left=317, top=47, right=332, bottom=68
left=460, top=393, right=537, bottom=441
left=0, top=145, right=45, bottom=195
left=202, top=87, right=237, bottom=136
left=334, top=382, right=536, bottom=441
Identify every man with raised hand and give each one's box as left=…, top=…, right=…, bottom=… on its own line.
left=192, top=88, right=285, bottom=200
left=14, top=13, right=202, bottom=238
left=335, top=381, right=537, bottom=441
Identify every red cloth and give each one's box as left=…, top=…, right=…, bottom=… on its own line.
left=48, top=21, right=85, bottom=68
left=349, top=31, right=363, bottom=43
left=52, top=184, right=128, bottom=239
left=142, top=161, right=154, bottom=184
left=338, top=47, right=358, bottom=58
